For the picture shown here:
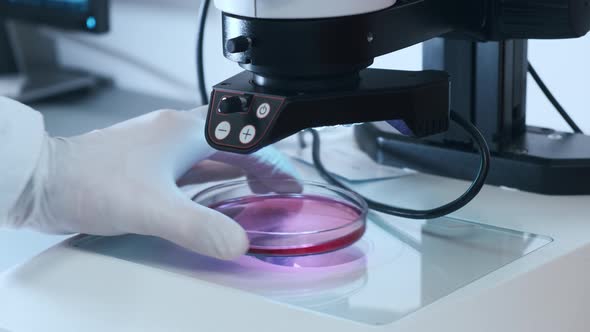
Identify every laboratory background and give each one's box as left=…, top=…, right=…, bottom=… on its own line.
left=1, top=0, right=590, bottom=331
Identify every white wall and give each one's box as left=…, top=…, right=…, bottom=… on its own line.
left=52, top=0, right=590, bottom=132
left=527, top=38, right=590, bottom=133
left=51, top=0, right=239, bottom=104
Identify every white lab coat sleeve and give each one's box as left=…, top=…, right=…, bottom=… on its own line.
left=0, top=96, right=45, bottom=225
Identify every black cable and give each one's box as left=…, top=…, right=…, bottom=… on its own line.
left=196, top=0, right=211, bottom=105
left=309, top=111, right=491, bottom=220
left=528, top=62, right=583, bottom=134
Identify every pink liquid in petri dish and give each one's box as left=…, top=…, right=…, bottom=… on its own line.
left=209, top=194, right=366, bottom=256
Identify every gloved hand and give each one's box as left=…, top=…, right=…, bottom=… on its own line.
left=8, top=106, right=301, bottom=260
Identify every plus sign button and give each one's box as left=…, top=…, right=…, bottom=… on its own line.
left=239, top=125, right=256, bottom=144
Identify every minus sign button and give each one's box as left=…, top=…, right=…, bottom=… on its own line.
left=214, top=121, right=232, bottom=140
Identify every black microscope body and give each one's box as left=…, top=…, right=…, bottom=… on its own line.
left=206, top=0, right=590, bottom=195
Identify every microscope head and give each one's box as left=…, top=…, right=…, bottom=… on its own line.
left=216, top=0, right=590, bottom=83
left=217, top=0, right=450, bottom=90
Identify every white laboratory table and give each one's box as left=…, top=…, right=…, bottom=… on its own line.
left=0, top=86, right=194, bottom=272
left=1, top=87, right=590, bottom=332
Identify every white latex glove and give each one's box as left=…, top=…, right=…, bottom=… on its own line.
left=8, top=106, right=301, bottom=260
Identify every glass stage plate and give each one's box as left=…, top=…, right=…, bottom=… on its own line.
left=71, top=214, right=552, bottom=326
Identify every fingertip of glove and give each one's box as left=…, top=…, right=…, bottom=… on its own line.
left=156, top=199, right=249, bottom=261
left=199, top=209, right=250, bottom=260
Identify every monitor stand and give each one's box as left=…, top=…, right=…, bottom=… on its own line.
left=0, top=20, right=101, bottom=103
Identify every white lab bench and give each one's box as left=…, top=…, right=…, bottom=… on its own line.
left=1, top=86, right=590, bottom=332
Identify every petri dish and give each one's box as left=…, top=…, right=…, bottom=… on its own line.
left=193, top=179, right=368, bottom=257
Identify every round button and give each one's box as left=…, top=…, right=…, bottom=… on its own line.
left=239, top=125, right=256, bottom=145
left=256, top=103, right=271, bottom=119
left=214, top=121, right=231, bottom=140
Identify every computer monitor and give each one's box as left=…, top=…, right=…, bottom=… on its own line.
left=0, top=0, right=110, bottom=102
left=0, top=0, right=109, bottom=33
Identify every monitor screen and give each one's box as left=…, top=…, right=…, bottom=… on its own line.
left=0, top=0, right=109, bottom=33
left=7, top=0, right=90, bottom=11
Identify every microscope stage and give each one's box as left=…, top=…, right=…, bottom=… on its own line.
left=65, top=216, right=549, bottom=326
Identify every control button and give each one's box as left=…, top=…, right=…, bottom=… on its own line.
left=214, top=121, right=231, bottom=140
left=256, top=103, right=271, bottom=119
left=239, top=125, right=256, bottom=144
left=219, top=96, right=248, bottom=114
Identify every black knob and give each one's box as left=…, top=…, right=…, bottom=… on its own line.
left=226, top=36, right=251, bottom=53
left=498, top=0, right=590, bottom=39
left=218, top=96, right=249, bottom=114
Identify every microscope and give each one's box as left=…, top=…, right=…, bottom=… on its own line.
left=206, top=0, right=590, bottom=195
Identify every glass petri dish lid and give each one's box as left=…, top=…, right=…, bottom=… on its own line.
left=193, top=179, right=368, bottom=257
